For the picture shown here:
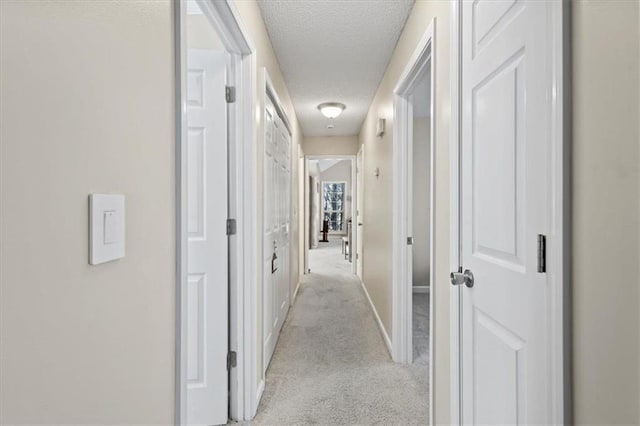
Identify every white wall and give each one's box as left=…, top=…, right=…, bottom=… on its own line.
left=319, top=160, right=353, bottom=236
left=412, top=117, right=430, bottom=287
left=0, top=1, right=175, bottom=423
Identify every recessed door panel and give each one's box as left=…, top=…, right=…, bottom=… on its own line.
left=472, top=53, right=525, bottom=270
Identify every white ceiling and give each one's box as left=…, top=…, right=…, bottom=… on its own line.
left=257, top=0, right=415, bottom=137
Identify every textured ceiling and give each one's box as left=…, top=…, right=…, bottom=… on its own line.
left=257, top=0, right=415, bottom=137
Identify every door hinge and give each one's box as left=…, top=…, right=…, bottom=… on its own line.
left=537, top=234, right=546, bottom=273
left=226, top=218, right=237, bottom=236
left=225, top=86, right=236, bottom=103
left=407, top=237, right=413, bottom=245
left=227, top=351, right=237, bottom=370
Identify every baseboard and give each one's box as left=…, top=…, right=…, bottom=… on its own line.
left=254, top=379, right=265, bottom=417
left=412, top=285, right=430, bottom=293
left=292, top=281, right=301, bottom=302
left=359, top=280, right=393, bottom=357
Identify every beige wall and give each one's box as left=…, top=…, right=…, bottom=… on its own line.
left=0, top=1, right=175, bottom=423
left=1, top=0, right=303, bottom=423
left=572, top=1, right=640, bottom=424
left=231, top=0, right=304, bottom=395
left=303, top=135, right=360, bottom=156
left=358, top=1, right=451, bottom=423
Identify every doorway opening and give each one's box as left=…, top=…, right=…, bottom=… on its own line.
left=304, top=155, right=357, bottom=276
left=175, top=0, right=257, bottom=423
left=392, top=21, right=435, bottom=424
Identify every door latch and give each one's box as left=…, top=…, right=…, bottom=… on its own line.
left=537, top=234, right=546, bottom=273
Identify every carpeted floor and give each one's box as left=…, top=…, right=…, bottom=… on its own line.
left=242, top=237, right=429, bottom=425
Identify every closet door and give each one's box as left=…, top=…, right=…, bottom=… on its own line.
left=263, top=96, right=292, bottom=370
left=263, top=97, right=278, bottom=368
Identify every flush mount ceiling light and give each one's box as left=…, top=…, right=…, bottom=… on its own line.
left=317, top=102, right=346, bottom=119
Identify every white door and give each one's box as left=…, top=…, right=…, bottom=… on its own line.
left=460, top=1, right=554, bottom=424
left=356, top=146, right=364, bottom=280
left=263, top=96, right=292, bottom=369
left=186, top=49, right=228, bottom=426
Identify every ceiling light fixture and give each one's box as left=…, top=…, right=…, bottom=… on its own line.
left=317, top=102, right=346, bottom=119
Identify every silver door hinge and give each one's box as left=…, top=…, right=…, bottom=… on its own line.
left=226, top=219, right=237, bottom=236
left=227, top=351, right=237, bottom=370
left=537, top=234, right=546, bottom=273
left=225, top=86, right=236, bottom=103
left=407, top=237, right=413, bottom=245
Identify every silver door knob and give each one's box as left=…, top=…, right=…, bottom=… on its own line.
left=450, top=269, right=474, bottom=288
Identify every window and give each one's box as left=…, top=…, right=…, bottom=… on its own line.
left=323, top=181, right=346, bottom=232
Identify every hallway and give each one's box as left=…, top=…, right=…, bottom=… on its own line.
left=249, top=238, right=428, bottom=425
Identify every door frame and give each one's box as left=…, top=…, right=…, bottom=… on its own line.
left=305, top=155, right=358, bottom=275
left=448, top=1, right=572, bottom=424
left=391, top=18, right=435, bottom=426
left=175, top=0, right=258, bottom=422
left=355, top=145, right=365, bottom=280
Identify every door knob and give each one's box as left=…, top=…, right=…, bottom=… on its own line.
left=450, top=269, right=474, bottom=288
left=358, top=222, right=363, bottom=226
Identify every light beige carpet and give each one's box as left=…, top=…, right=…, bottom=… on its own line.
left=240, top=237, right=429, bottom=425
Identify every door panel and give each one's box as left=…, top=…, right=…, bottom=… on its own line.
left=461, top=1, right=551, bottom=424
left=186, top=49, right=228, bottom=426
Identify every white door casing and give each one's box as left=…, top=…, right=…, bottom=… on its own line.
left=458, top=1, right=566, bottom=424
left=186, top=48, right=229, bottom=426
left=263, top=90, right=292, bottom=371
left=356, top=146, right=364, bottom=280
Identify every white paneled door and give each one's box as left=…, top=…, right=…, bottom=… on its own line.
left=460, top=1, right=555, bottom=424
left=263, top=94, right=292, bottom=370
left=186, top=49, right=228, bottom=426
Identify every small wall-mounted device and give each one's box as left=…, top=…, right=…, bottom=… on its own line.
left=89, top=194, right=125, bottom=265
left=376, top=118, right=386, bottom=137
left=374, top=167, right=380, bottom=178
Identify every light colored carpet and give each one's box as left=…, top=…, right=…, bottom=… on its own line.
left=240, top=238, right=429, bottom=425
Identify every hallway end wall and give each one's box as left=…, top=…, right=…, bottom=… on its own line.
left=303, top=135, right=360, bottom=156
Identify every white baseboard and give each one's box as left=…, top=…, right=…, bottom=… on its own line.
left=292, top=281, right=301, bottom=302
left=359, top=280, right=393, bottom=357
left=253, top=379, right=265, bottom=417
left=412, top=285, right=430, bottom=293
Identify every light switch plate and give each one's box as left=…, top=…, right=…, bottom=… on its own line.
left=89, top=194, right=125, bottom=265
